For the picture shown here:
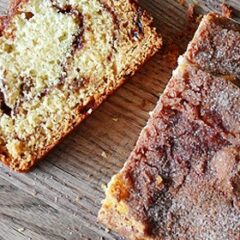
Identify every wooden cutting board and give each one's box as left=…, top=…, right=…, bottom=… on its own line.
left=0, top=0, right=239, bottom=239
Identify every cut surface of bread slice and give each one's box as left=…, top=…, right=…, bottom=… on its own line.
left=98, top=13, right=240, bottom=240
left=0, top=0, right=161, bottom=171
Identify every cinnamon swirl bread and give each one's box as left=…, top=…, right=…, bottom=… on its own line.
left=0, top=0, right=161, bottom=171
left=98, top=13, right=240, bottom=240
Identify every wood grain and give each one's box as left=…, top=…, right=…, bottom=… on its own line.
left=0, top=0, right=239, bottom=239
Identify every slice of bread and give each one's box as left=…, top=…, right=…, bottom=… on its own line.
left=98, top=13, right=240, bottom=240
left=0, top=0, right=161, bottom=171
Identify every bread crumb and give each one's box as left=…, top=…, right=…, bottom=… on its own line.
left=32, top=190, right=37, bottom=196
left=87, top=174, right=93, bottom=179
left=149, top=111, right=153, bottom=117
left=220, top=3, right=232, bottom=18
left=54, top=196, right=58, bottom=203
left=17, top=227, right=25, bottom=233
left=87, top=108, right=93, bottom=114
left=75, top=195, right=82, bottom=202
left=178, top=0, right=185, bottom=5
left=196, top=14, right=203, bottom=23
left=112, top=118, right=118, bottom=122
left=101, top=151, right=107, bottom=159
left=105, top=228, right=110, bottom=233
left=156, top=175, right=163, bottom=187
left=101, top=184, right=107, bottom=191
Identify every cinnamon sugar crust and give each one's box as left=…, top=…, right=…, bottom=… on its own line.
left=99, top=13, right=240, bottom=240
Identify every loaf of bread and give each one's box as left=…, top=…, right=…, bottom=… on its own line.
left=0, top=0, right=161, bottom=171
left=98, top=13, right=240, bottom=240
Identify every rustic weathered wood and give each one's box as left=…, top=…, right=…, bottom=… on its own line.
left=0, top=0, right=239, bottom=239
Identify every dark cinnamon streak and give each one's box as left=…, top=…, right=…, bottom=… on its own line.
left=10, top=3, right=87, bottom=116
left=0, top=91, right=11, bottom=116
left=0, top=78, right=12, bottom=116
left=101, top=1, right=119, bottom=58
left=51, top=3, right=85, bottom=52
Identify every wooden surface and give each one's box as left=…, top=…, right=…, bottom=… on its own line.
left=0, top=0, right=239, bottom=239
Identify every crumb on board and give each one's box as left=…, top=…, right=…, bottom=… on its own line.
left=220, top=3, right=233, bottom=18
left=17, top=227, right=25, bottom=233
left=112, top=117, right=118, bottom=122
left=101, top=184, right=107, bottom=191
left=156, top=175, right=163, bottom=187
left=87, top=173, right=93, bottom=178
left=32, top=190, right=37, bottom=196
left=101, top=151, right=107, bottom=159
left=178, top=0, right=185, bottom=6
left=196, top=14, right=203, bottom=23
left=149, top=111, right=154, bottom=117
left=75, top=195, right=82, bottom=202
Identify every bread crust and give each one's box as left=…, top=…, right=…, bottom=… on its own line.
left=0, top=0, right=162, bottom=172
left=98, top=13, right=240, bottom=239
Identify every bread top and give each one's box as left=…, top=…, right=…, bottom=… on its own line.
left=99, top=13, right=240, bottom=240
left=115, top=63, right=240, bottom=239
left=0, top=0, right=161, bottom=171
left=186, top=13, right=240, bottom=82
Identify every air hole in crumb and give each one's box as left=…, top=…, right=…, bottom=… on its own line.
left=24, top=12, right=34, bottom=20
left=30, top=70, right=37, bottom=77
left=4, top=44, right=14, bottom=53
left=14, top=163, right=20, bottom=169
left=79, top=97, right=95, bottom=114
left=41, top=75, right=48, bottom=81
left=32, top=39, right=37, bottom=46
left=59, top=32, right=68, bottom=42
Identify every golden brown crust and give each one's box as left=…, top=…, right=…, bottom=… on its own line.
left=7, top=42, right=161, bottom=173
left=0, top=0, right=162, bottom=172
left=98, top=173, right=154, bottom=240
